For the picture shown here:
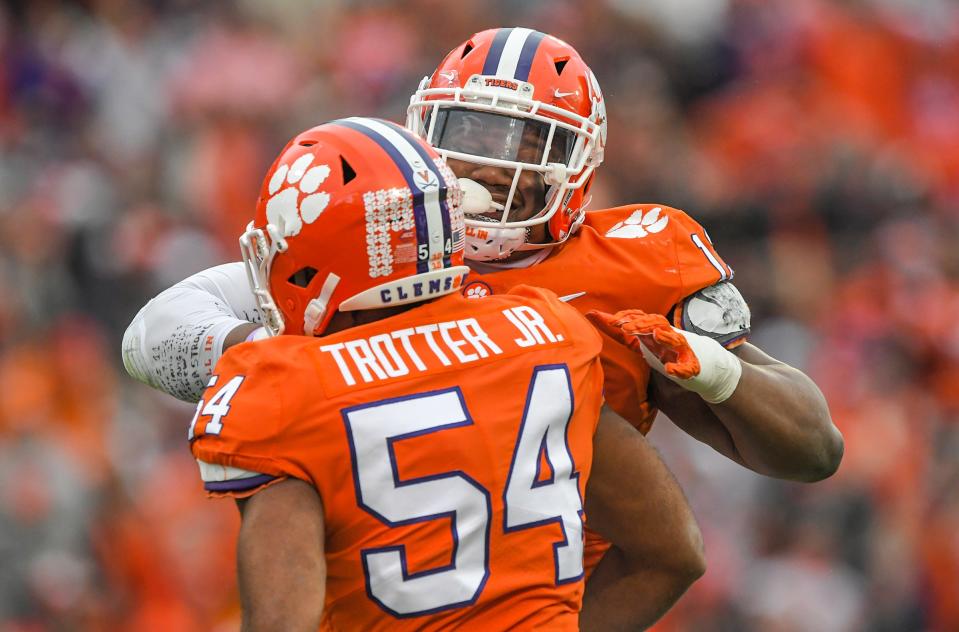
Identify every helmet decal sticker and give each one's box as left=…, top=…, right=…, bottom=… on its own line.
left=265, top=155, right=332, bottom=238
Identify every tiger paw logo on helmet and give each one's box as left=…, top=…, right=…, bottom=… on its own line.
left=265, top=154, right=332, bottom=237
left=605, top=207, right=669, bottom=239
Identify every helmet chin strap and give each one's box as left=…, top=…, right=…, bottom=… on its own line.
left=302, top=273, right=341, bottom=336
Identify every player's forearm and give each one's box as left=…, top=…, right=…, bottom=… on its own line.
left=649, top=375, right=748, bottom=467
left=121, top=262, right=261, bottom=402
left=582, top=407, right=705, bottom=630
left=238, top=479, right=326, bottom=632
left=581, top=545, right=700, bottom=632
left=708, top=351, right=842, bottom=482
left=653, top=352, right=841, bottom=481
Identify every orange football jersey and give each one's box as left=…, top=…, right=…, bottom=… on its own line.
left=190, top=286, right=604, bottom=631
left=461, top=204, right=736, bottom=435
left=462, top=205, right=736, bottom=577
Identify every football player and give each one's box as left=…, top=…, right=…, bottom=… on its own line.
left=125, top=26, right=840, bottom=473
left=190, top=118, right=703, bottom=630
left=122, top=25, right=840, bottom=599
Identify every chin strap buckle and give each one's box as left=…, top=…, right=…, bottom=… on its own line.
left=303, top=273, right=342, bottom=337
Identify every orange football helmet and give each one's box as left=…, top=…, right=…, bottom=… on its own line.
left=239, top=117, right=470, bottom=337
left=407, top=27, right=607, bottom=260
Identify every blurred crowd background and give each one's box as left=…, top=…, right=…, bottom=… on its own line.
left=1, top=0, right=957, bottom=630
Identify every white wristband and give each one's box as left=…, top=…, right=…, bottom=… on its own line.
left=639, top=329, right=743, bottom=404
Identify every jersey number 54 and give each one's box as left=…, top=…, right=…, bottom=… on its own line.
left=344, top=364, right=584, bottom=618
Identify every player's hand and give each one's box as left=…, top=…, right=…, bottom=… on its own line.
left=586, top=309, right=742, bottom=404
left=586, top=310, right=701, bottom=379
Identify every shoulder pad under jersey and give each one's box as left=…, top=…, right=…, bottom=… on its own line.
left=673, top=282, right=750, bottom=348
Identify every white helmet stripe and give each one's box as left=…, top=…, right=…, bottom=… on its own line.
left=495, top=27, right=535, bottom=79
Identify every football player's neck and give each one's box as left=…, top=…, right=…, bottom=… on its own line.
left=468, top=245, right=554, bottom=272
left=324, top=304, right=421, bottom=335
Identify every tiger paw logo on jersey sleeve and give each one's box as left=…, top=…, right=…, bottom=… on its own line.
left=605, top=207, right=669, bottom=239
left=265, top=154, right=332, bottom=237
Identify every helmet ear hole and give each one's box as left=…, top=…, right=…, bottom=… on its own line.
left=288, top=266, right=318, bottom=288
left=553, top=57, right=569, bottom=75
left=461, top=42, right=474, bottom=58
left=340, top=155, right=357, bottom=185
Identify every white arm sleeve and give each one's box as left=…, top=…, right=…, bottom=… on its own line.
left=121, top=262, right=262, bottom=402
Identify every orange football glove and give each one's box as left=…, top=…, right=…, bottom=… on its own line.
left=587, top=309, right=743, bottom=404
left=586, top=309, right=701, bottom=379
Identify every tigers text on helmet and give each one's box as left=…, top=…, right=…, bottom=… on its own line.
left=239, top=117, right=470, bottom=337
left=407, top=27, right=607, bottom=261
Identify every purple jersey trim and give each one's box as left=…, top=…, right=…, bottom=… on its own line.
left=204, top=473, right=277, bottom=493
